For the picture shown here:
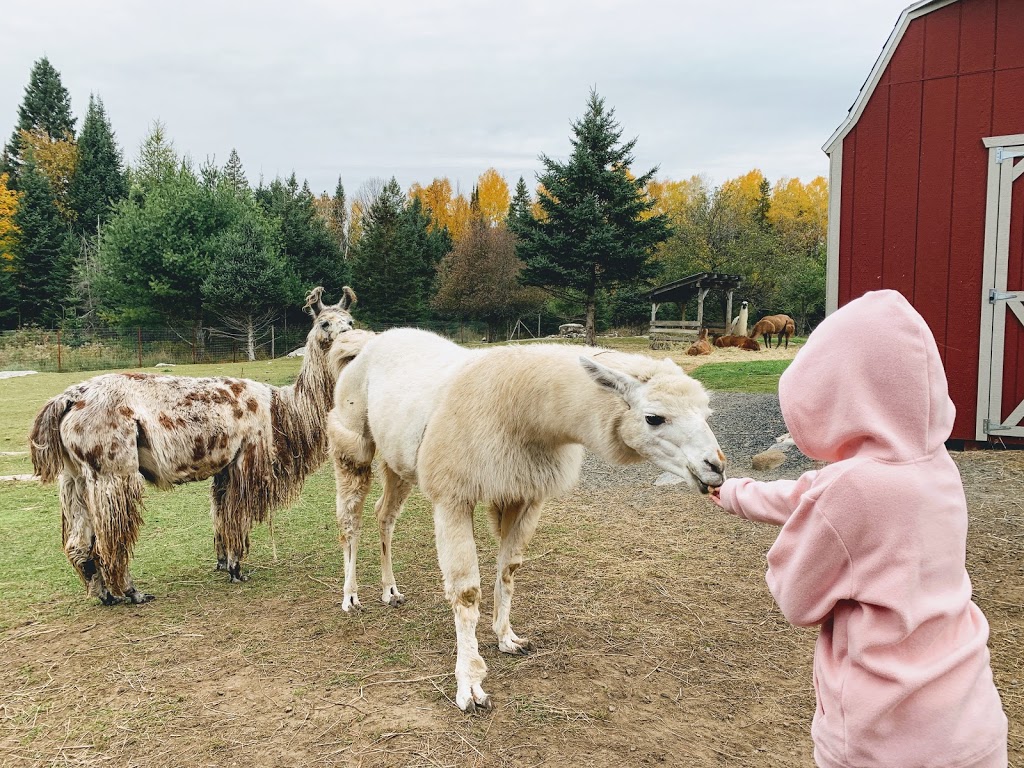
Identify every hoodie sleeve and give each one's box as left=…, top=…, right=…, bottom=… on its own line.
left=718, top=471, right=818, bottom=526
left=766, top=501, right=853, bottom=627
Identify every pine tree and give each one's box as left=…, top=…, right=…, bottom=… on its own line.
left=69, top=95, right=127, bottom=236
left=223, top=148, right=248, bottom=193
left=2, top=57, right=76, bottom=184
left=255, top=173, right=348, bottom=299
left=12, top=158, right=73, bottom=325
left=332, top=177, right=348, bottom=257
left=516, top=90, right=669, bottom=345
left=350, top=178, right=447, bottom=325
left=507, top=176, right=532, bottom=231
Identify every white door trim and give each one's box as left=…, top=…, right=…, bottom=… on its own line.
left=977, top=139, right=1024, bottom=439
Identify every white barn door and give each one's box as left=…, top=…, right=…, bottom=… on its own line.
left=977, top=135, right=1024, bottom=440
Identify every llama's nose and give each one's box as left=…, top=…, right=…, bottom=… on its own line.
left=704, top=451, right=726, bottom=476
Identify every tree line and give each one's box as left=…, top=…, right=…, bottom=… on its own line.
left=0, top=59, right=827, bottom=351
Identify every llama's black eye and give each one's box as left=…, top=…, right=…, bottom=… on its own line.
left=320, top=320, right=330, bottom=330
left=645, top=414, right=665, bottom=426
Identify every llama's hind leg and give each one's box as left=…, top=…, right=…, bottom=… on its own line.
left=376, top=463, right=413, bottom=607
left=327, top=408, right=375, bottom=613
left=435, top=500, right=490, bottom=712
left=490, top=500, right=543, bottom=655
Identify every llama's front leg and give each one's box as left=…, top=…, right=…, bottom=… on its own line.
left=86, top=472, right=146, bottom=604
left=491, top=501, right=543, bottom=654
left=435, top=501, right=490, bottom=713
left=61, top=474, right=111, bottom=600
left=376, top=464, right=413, bottom=607
left=211, top=472, right=255, bottom=583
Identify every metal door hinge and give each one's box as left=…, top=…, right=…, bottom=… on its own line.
left=995, top=146, right=1024, bottom=163
left=989, top=289, right=1019, bottom=303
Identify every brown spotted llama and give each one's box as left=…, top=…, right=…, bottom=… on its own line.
left=30, top=287, right=370, bottom=605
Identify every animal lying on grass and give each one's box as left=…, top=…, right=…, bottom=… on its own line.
left=327, top=328, right=726, bottom=712
left=713, top=334, right=760, bottom=351
left=29, top=287, right=371, bottom=605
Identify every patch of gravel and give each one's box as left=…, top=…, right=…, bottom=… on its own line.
left=579, top=391, right=818, bottom=491
left=0, top=370, right=38, bottom=379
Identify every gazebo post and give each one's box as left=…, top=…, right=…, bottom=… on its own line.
left=696, top=287, right=710, bottom=327
left=725, top=290, right=734, bottom=334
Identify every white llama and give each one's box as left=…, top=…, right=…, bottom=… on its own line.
left=327, top=328, right=726, bottom=712
left=728, top=300, right=749, bottom=336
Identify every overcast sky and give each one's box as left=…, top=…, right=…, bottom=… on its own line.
left=3, top=1, right=910, bottom=199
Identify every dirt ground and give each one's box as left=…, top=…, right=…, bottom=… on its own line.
left=1, top=442, right=1021, bottom=767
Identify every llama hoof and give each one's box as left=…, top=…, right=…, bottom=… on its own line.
left=125, top=588, right=155, bottom=604
left=98, top=592, right=125, bottom=606
left=341, top=595, right=363, bottom=613
left=229, top=573, right=249, bottom=583
left=382, top=587, right=406, bottom=607
left=215, top=558, right=228, bottom=572
left=498, top=636, right=535, bottom=655
left=457, top=688, right=493, bottom=714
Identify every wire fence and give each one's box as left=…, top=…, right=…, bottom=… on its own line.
left=0, top=318, right=564, bottom=373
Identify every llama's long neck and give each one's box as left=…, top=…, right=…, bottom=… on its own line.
left=510, top=351, right=640, bottom=467
left=273, top=337, right=337, bottom=480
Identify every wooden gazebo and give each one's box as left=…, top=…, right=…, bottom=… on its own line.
left=648, top=272, right=743, bottom=340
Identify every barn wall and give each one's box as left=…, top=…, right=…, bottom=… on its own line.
left=837, top=0, right=1024, bottom=440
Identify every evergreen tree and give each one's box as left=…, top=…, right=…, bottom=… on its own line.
left=508, top=176, right=532, bottom=230
left=350, top=178, right=445, bottom=325
left=69, top=95, right=127, bottom=236
left=223, top=148, right=248, bottom=192
left=11, top=158, right=73, bottom=325
left=203, top=203, right=296, bottom=359
left=255, top=173, right=348, bottom=299
left=332, top=177, right=349, bottom=258
left=3, top=57, right=76, bottom=184
left=515, top=91, right=669, bottom=345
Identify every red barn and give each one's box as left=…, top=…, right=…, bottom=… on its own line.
left=823, top=0, right=1024, bottom=444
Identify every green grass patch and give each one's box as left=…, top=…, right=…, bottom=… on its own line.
left=690, top=359, right=792, bottom=393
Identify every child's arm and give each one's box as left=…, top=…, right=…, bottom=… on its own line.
left=713, top=472, right=818, bottom=526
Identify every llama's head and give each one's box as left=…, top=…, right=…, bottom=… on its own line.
left=580, top=356, right=726, bottom=492
left=304, top=286, right=357, bottom=349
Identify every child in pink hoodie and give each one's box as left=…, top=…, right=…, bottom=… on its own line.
left=711, top=290, right=1007, bottom=767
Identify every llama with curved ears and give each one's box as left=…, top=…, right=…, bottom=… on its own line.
left=327, top=328, right=726, bottom=712
left=30, top=287, right=370, bottom=605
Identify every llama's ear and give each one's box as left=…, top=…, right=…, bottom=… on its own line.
left=579, top=357, right=638, bottom=403
left=338, top=286, right=357, bottom=311
left=304, top=286, right=326, bottom=317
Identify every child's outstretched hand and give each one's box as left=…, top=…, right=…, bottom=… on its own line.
left=709, top=486, right=724, bottom=507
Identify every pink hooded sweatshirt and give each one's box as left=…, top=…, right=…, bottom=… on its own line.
left=718, top=290, right=1007, bottom=768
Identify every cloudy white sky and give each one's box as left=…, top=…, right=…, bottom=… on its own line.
left=3, top=1, right=911, bottom=198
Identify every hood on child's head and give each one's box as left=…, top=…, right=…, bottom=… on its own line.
left=778, top=289, right=955, bottom=463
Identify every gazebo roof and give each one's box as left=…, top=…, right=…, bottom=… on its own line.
left=648, top=272, right=743, bottom=304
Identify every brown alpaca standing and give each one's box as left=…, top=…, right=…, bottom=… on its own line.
left=749, top=314, right=796, bottom=349
left=29, top=287, right=370, bottom=605
left=685, top=328, right=714, bottom=356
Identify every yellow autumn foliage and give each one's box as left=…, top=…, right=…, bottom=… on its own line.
left=19, top=128, right=78, bottom=221
left=0, top=172, right=19, bottom=267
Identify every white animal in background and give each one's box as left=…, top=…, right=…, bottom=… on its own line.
left=728, top=300, right=749, bottom=337
left=326, top=328, right=726, bottom=712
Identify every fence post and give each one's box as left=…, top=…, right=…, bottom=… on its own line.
left=233, top=341, right=237, bottom=363
left=137, top=327, right=142, bottom=368
left=271, top=325, right=275, bottom=360
left=56, top=329, right=62, bottom=372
